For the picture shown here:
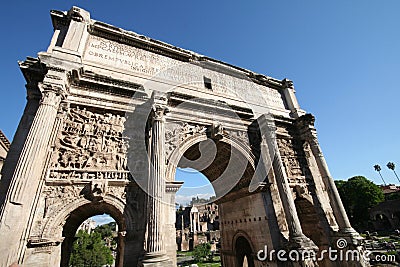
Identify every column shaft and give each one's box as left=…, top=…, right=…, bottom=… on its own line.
left=296, top=115, right=354, bottom=232
left=0, top=87, right=63, bottom=265
left=8, top=92, right=61, bottom=204
left=190, top=213, right=193, bottom=232
left=260, top=116, right=316, bottom=252
left=269, top=140, right=304, bottom=238
left=307, top=134, right=353, bottom=231
left=147, top=114, right=166, bottom=253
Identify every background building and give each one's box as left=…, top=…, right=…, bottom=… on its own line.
left=176, top=202, right=220, bottom=252
left=77, top=218, right=97, bottom=234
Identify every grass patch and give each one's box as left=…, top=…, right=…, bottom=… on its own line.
left=177, top=250, right=193, bottom=256
left=197, top=262, right=221, bottom=267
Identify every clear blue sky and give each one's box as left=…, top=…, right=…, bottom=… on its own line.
left=1, top=0, right=399, bottom=192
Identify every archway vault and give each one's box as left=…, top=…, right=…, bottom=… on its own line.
left=166, top=132, right=257, bottom=201
left=42, top=191, right=138, bottom=241
left=166, top=133, right=256, bottom=182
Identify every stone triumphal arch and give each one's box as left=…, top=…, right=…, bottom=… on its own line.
left=0, top=7, right=368, bottom=267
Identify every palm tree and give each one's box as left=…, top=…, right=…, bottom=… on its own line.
left=374, top=164, right=386, bottom=185
left=387, top=162, right=400, bottom=184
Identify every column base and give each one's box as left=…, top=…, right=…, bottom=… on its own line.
left=289, top=234, right=319, bottom=252
left=138, top=252, right=174, bottom=267
left=334, top=227, right=364, bottom=246
left=331, top=229, right=370, bottom=267
left=287, top=234, right=319, bottom=267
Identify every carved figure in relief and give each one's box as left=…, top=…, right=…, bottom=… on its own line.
left=165, top=122, right=207, bottom=158
left=295, top=184, right=310, bottom=199
left=109, top=186, right=126, bottom=200
left=51, top=106, right=129, bottom=173
left=43, top=185, right=80, bottom=216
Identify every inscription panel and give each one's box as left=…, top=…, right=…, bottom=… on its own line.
left=83, top=35, right=287, bottom=111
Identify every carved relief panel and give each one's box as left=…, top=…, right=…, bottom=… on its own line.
left=277, top=137, right=311, bottom=184
left=165, top=121, right=207, bottom=162
left=49, top=105, right=130, bottom=181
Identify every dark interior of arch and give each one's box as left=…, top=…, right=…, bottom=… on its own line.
left=235, top=236, right=255, bottom=267
left=177, top=139, right=255, bottom=199
left=60, top=202, right=124, bottom=267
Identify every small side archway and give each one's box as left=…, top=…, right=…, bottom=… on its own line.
left=40, top=192, right=139, bottom=267
left=60, top=201, right=126, bottom=267
left=234, top=234, right=255, bottom=267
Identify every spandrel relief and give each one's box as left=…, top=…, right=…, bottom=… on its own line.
left=165, top=122, right=207, bottom=160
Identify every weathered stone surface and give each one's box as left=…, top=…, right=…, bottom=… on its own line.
left=0, top=130, right=10, bottom=180
left=0, top=6, right=368, bottom=267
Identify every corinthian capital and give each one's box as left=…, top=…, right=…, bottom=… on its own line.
left=38, top=83, right=65, bottom=108
left=151, top=91, right=169, bottom=122
left=152, top=104, right=169, bottom=122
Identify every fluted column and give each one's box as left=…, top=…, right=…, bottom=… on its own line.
left=260, top=116, right=317, bottom=251
left=147, top=104, right=166, bottom=252
left=296, top=114, right=356, bottom=234
left=141, top=92, right=172, bottom=266
left=0, top=85, right=41, bottom=206
left=0, top=83, right=64, bottom=266
left=9, top=87, right=63, bottom=204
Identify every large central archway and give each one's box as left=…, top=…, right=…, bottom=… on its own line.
left=166, top=132, right=262, bottom=266
left=166, top=133, right=257, bottom=199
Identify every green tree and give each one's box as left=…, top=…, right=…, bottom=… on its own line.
left=93, top=222, right=118, bottom=249
left=70, top=230, right=113, bottom=267
left=193, top=242, right=211, bottom=263
left=335, top=176, right=384, bottom=230
left=93, top=222, right=116, bottom=239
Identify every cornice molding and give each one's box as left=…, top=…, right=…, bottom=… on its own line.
left=68, top=68, right=147, bottom=99
left=0, top=130, right=10, bottom=151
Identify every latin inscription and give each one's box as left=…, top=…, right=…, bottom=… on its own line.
left=48, top=169, right=131, bottom=181
left=83, top=35, right=287, bottom=110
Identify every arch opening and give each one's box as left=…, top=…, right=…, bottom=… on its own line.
left=173, top=137, right=256, bottom=265
left=175, top=167, right=216, bottom=207
left=60, top=202, right=126, bottom=267
left=374, top=213, right=392, bottom=230
left=235, top=236, right=255, bottom=267
left=175, top=138, right=255, bottom=201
